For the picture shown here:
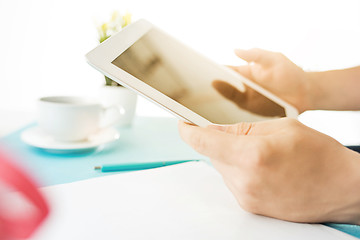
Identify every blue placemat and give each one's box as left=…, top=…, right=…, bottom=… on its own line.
left=325, top=223, right=360, bottom=238
left=0, top=116, right=205, bottom=187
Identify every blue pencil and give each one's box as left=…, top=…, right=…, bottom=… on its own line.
left=94, top=159, right=200, bottom=172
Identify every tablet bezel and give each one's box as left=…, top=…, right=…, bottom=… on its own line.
left=86, top=19, right=298, bottom=127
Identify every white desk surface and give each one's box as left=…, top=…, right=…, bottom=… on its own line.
left=31, top=161, right=355, bottom=240
left=1, top=105, right=359, bottom=240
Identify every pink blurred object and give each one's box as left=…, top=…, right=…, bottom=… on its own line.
left=0, top=149, right=49, bottom=239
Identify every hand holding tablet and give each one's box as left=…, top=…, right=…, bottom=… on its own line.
left=86, top=19, right=298, bottom=126
left=85, top=19, right=360, bottom=231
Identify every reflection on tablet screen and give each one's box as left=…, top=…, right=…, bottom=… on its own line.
left=111, top=28, right=285, bottom=124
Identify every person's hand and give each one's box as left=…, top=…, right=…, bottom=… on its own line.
left=214, top=48, right=312, bottom=113
left=178, top=119, right=360, bottom=224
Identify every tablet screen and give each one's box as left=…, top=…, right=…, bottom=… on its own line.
left=111, top=28, right=286, bottom=124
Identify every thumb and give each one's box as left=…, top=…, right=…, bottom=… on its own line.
left=178, top=121, right=246, bottom=161
left=235, top=48, right=276, bottom=67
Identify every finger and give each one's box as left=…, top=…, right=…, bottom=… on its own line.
left=207, top=122, right=254, bottom=136
left=178, top=121, right=246, bottom=161
left=235, top=48, right=276, bottom=66
left=207, top=118, right=291, bottom=136
left=227, top=65, right=253, bottom=80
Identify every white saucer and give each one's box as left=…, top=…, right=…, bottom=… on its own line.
left=21, top=126, right=120, bottom=153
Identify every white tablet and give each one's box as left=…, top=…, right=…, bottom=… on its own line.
left=86, top=19, right=298, bottom=127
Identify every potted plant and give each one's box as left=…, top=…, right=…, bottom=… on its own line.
left=97, top=11, right=137, bottom=127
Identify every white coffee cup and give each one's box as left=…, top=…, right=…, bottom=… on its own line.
left=38, top=96, right=124, bottom=142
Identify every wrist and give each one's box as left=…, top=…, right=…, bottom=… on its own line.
left=303, top=71, right=328, bottom=111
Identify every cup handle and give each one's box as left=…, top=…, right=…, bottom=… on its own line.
left=100, top=104, right=126, bottom=129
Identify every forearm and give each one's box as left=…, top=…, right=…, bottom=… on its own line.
left=307, top=66, right=360, bottom=111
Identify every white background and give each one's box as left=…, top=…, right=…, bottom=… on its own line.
left=0, top=0, right=360, bottom=143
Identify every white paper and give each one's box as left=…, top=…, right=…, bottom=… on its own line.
left=31, top=162, right=355, bottom=240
